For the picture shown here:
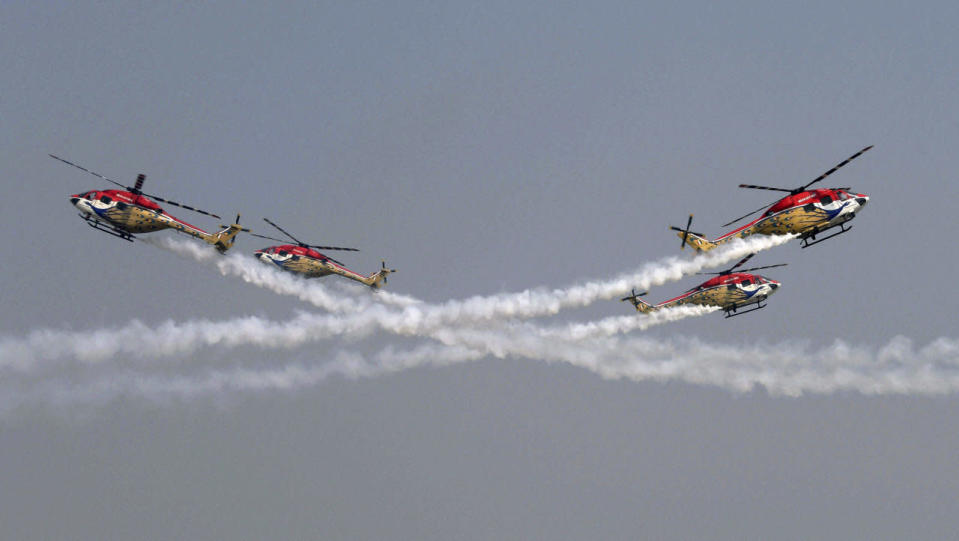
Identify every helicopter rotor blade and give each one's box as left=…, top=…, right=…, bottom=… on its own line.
left=620, top=288, right=647, bottom=302
left=721, top=201, right=778, bottom=228
left=724, top=146, right=873, bottom=228
left=248, top=232, right=289, bottom=243
left=728, top=253, right=755, bottom=271
left=51, top=154, right=222, bottom=219
left=683, top=214, right=693, bottom=249
left=143, top=193, right=221, bottom=219
left=49, top=154, right=128, bottom=190
left=133, top=174, right=146, bottom=194
left=799, top=145, right=873, bottom=192
left=668, top=214, right=702, bottom=249
left=737, top=184, right=793, bottom=192
left=305, top=244, right=360, bottom=252
left=737, top=263, right=788, bottom=273
left=668, top=226, right=705, bottom=235
left=259, top=218, right=359, bottom=251
left=220, top=214, right=251, bottom=232
left=262, top=218, right=306, bottom=246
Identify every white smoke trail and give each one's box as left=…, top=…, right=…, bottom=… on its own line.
left=146, top=233, right=794, bottom=325
left=0, top=343, right=484, bottom=411
left=141, top=237, right=387, bottom=313
left=0, top=304, right=712, bottom=371
left=556, top=306, right=719, bottom=340
left=7, top=335, right=958, bottom=410
left=429, top=332, right=959, bottom=396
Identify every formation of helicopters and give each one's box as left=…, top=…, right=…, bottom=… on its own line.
left=53, top=145, right=872, bottom=316
left=52, top=154, right=394, bottom=289
left=626, top=145, right=873, bottom=318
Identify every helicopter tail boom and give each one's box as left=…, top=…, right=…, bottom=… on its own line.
left=360, top=261, right=396, bottom=289
left=676, top=230, right=719, bottom=252
left=621, top=290, right=656, bottom=313
left=204, top=214, right=247, bottom=253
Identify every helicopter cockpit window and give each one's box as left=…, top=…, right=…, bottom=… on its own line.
left=838, top=191, right=849, bottom=200
left=279, top=250, right=289, bottom=256
left=85, top=192, right=95, bottom=200
left=99, top=195, right=112, bottom=204
left=820, top=195, right=833, bottom=205
left=741, top=279, right=752, bottom=286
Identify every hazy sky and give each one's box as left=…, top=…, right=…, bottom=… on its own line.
left=2, top=2, right=958, bottom=539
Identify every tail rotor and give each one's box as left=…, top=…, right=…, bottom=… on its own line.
left=380, top=260, right=395, bottom=285
left=211, top=213, right=249, bottom=253
left=220, top=213, right=251, bottom=232
left=669, top=214, right=704, bottom=250
left=366, top=260, right=396, bottom=289
left=620, top=288, right=648, bottom=304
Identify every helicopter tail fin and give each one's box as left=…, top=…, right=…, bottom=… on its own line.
left=360, top=261, right=395, bottom=289
left=676, top=231, right=719, bottom=252
left=621, top=290, right=656, bottom=314
left=207, top=214, right=248, bottom=253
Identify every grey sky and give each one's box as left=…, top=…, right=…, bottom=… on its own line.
left=2, top=1, right=958, bottom=539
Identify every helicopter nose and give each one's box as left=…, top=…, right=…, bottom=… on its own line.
left=70, top=195, right=80, bottom=206
left=856, top=195, right=869, bottom=206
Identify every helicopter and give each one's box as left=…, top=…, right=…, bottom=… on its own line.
left=621, top=254, right=785, bottom=318
left=671, top=145, right=872, bottom=251
left=52, top=155, right=245, bottom=253
left=251, top=218, right=395, bottom=289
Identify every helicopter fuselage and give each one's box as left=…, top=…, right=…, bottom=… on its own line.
left=680, top=188, right=869, bottom=251
left=71, top=189, right=208, bottom=236
left=68, top=188, right=243, bottom=252
left=254, top=244, right=349, bottom=279
left=659, top=272, right=780, bottom=311
left=627, top=272, right=781, bottom=318
left=254, top=244, right=393, bottom=289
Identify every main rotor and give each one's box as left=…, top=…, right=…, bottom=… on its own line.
left=50, top=154, right=223, bottom=220
left=250, top=218, right=360, bottom=266
left=696, top=253, right=787, bottom=276
left=721, top=145, right=873, bottom=227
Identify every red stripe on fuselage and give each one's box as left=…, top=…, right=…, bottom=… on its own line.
left=88, top=189, right=210, bottom=234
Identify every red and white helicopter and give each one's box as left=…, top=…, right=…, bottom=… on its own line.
left=621, top=254, right=785, bottom=318
left=251, top=218, right=395, bottom=289
left=671, top=146, right=873, bottom=251
left=52, top=155, right=245, bottom=253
